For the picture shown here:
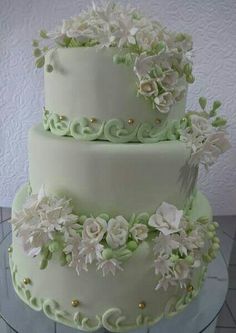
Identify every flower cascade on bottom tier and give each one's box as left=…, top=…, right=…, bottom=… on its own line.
left=10, top=186, right=219, bottom=291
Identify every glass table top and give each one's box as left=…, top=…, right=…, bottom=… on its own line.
left=0, top=222, right=228, bottom=333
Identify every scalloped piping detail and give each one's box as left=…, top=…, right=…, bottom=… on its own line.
left=43, top=110, right=181, bottom=143
left=9, top=257, right=206, bottom=332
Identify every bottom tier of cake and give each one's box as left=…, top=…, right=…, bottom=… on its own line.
left=9, top=185, right=218, bottom=332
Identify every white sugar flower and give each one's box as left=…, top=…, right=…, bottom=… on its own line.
left=189, top=130, right=231, bottom=168
left=173, top=85, right=186, bottom=102
left=139, top=79, right=158, bottom=97
left=154, top=253, right=173, bottom=276
left=155, top=275, right=177, bottom=291
left=160, top=70, right=178, bottom=89
left=154, top=92, right=174, bottom=113
left=11, top=185, right=79, bottom=256
left=148, top=202, right=183, bottom=235
left=82, top=217, right=107, bottom=242
left=134, top=53, right=171, bottom=79
left=106, top=216, right=129, bottom=249
left=61, top=17, right=94, bottom=41
left=190, top=115, right=211, bottom=136
left=130, top=223, right=148, bottom=242
left=173, top=260, right=190, bottom=284
left=64, top=236, right=88, bottom=275
left=180, top=113, right=230, bottom=168
left=97, top=258, right=123, bottom=276
left=78, top=239, right=104, bottom=264
left=153, top=233, right=179, bottom=256
left=136, top=29, right=156, bottom=51
left=21, top=228, right=49, bottom=257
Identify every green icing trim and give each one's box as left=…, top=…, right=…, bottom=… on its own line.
left=9, top=256, right=206, bottom=332
left=43, top=109, right=182, bottom=143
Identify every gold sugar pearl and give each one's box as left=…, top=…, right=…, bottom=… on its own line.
left=138, top=302, right=146, bottom=310
left=187, top=284, right=194, bottom=293
left=155, top=118, right=161, bottom=125
left=23, top=278, right=31, bottom=285
left=90, top=117, right=97, bottom=123
left=8, top=247, right=13, bottom=253
left=128, top=118, right=135, bottom=125
left=71, top=299, right=80, bottom=307
left=59, top=115, right=64, bottom=121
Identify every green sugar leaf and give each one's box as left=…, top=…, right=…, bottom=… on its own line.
left=35, top=56, right=45, bottom=68
left=68, top=38, right=80, bottom=48
left=183, top=63, right=192, bottom=75
left=124, top=53, right=133, bottom=66
left=212, top=100, right=222, bottom=110
left=199, top=97, right=207, bottom=110
left=32, top=39, right=39, bottom=47
left=33, top=48, right=42, bottom=57
left=156, top=41, right=166, bottom=54
left=186, top=74, right=195, bottom=84
left=40, top=30, right=49, bottom=39
left=211, top=117, right=227, bottom=127
left=113, top=54, right=125, bottom=64
left=40, top=258, right=48, bottom=270
left=46, top=64, right=54, bottom=73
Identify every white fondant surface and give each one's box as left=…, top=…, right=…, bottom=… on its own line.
left=28, top=125, right=197, bottom=216
left=45, top=48, right=186, bottom=125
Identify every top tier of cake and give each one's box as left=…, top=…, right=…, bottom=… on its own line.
left=38, top=1, right=194, bottom=143
left=44, top=47, right=187, bottom=141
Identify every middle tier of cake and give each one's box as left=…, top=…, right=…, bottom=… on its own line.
left=29, top=125, right=198, bottom=217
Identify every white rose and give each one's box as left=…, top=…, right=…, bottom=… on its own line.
left=130, top=223, right=148, bottom=241
left=106, top=216, right=129, bottom=249
left=190, top=115, right=211, bottom=136
left=154, top=92, right=174, bottom=113
left=82, top=217, right=107, bottom=242
left=139, top=79, right=158, bottom=97
left=161, top=71, right=178, bottom=89
left=148, top=202, right=183, bottom=235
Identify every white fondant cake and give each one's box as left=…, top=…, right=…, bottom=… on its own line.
left=9, top=1, right=230, bottom=332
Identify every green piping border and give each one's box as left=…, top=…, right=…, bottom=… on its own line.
left=43, top=110, right=183, bottom=143
left=9, top=255, right=206, bottom=332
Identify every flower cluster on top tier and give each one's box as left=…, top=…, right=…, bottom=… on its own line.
left=11, top=186, right=219, bottom=291
left=180, top=98, right=231, bottom=169
left=33, top=1, right=193, bottom=113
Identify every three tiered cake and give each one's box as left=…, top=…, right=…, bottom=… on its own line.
left=9, top=2, right=230, bottom=332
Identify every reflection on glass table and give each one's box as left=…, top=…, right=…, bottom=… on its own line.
left=0, top=223, right=228, bottom=333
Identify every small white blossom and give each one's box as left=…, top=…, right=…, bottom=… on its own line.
left=154, top=253, right=173, bottom=276
left=10, top=185, right=79, bottom=256
left=97, top=258, right=123, bottom=276
left=78, top=239, right=104, bottom=265
left=130, top=223, right=148, bottom=242
left=173, top=260, right=190, bottom=286
left=180, top=114, right=230, bottom=169
left=63, top=236, right=88, bottom=275
left=106, top=216, right=129, bottom=249
left=190, top=115, right=211, bottom=136
left=154, top=92, right=174, bottom=113
left=153, top=233, right=179, bottom=256
left=189, top=131, right=230, bottom=168
left=82, top=217, right=107, bottom=242
left=155, top=275, right=177, bottom=291
left=148, top=202, right=183, bottom=235
left=160, top=70, right=178, bottom=89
